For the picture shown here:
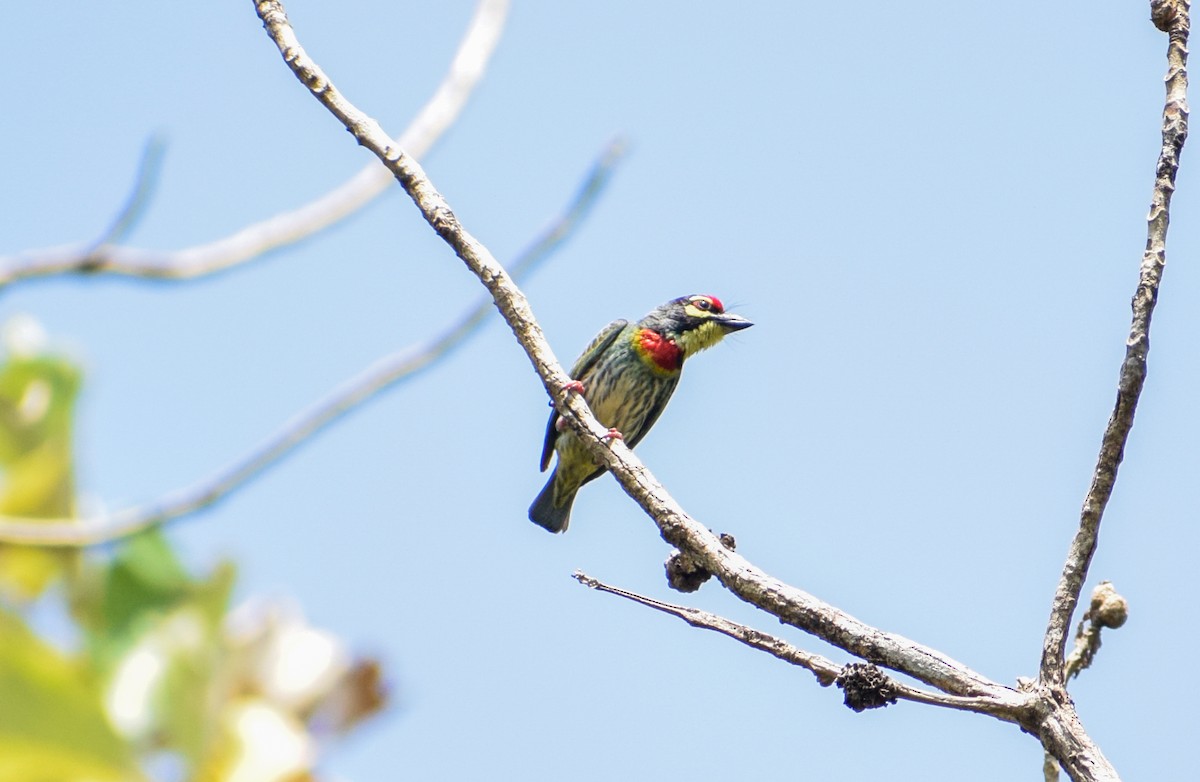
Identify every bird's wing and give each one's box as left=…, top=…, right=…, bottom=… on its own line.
left=625, top=374, right=680, bottom=448
left=539, top=318, right=629, bottom=471
left=569, top=318, right=629, bottom=378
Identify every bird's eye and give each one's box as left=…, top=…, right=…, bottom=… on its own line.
left=693, top=298, right=711, bottom=312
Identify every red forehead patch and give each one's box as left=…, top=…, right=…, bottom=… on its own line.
left=701, top=295, right=724, bottom=313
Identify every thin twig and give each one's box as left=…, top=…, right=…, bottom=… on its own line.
left=83, top=134, right=167, bottom=255
left=573, top=571, right=1024, bottom=721
left=0, top=139, right=626, bottom=547
left=1039, top=0, right=1189, bottom=689
left=0, top=0, right=508, bottom=286
left=574, top=570, right=841, bottom=686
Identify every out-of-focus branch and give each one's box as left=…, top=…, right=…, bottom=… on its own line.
left=1039, top=0, right=1189, bottom=692
left=84, top=134, right=166, bottom=255
left=0, top=0, right=508, bottom=286
left=0, top=139, right=626, bottom=547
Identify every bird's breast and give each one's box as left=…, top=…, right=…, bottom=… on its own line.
left=631, top=328, right=683, bottom=373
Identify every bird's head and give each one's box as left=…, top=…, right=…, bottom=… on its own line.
left=640, top=294, right=753, bottom=358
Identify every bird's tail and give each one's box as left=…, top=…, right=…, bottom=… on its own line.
left=528, top=471, right=574, bottom=533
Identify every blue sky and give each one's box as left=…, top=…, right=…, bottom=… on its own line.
left=2, top=2, right=1195, bottom=779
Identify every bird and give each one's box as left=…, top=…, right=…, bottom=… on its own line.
left=529, top=294, right=753, bottom=533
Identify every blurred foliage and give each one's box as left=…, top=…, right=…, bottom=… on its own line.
left=0, top=322, right=386, bottom=782
left=0, top=340, right=81, bottom=598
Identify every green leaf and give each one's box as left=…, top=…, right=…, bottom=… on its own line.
left=104, top=530, right=191, bottom=626
left=0, top=609, right=145, bottom=782
left=0, top=352, right=83, bottom=599
left=0, top=354, right=80, bottom=470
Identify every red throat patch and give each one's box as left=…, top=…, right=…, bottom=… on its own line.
left=636, top=328, right=683, bottom=371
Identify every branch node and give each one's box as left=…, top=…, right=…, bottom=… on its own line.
left=836, top=663, right=899, bottom=713
left=1151, top=0, right=1188, bottom=33
left=1064, top=582, right=1130, bottom=680
left=664, top=533, right=735, bottom=593
left=0, top=0, right=508, bottom=286
left=1088, top=581, right=1129, bottom=630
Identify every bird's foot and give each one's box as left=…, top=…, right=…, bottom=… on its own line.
left=603, top=428, right=624, bottom=442
left=553, top=381, right=587, bottom=431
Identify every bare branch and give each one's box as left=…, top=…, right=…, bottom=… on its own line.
left=573, top=571, right=1026, bottom=722
left=0, top=0, right=508, bottom=286
left=250, top=0, right=1016, bottom=702
left=254, top=2, right=1136, bottom=777
left=0, top=139, right=626, bottom=547
left=574, top=570, right=841, bottom=687
left=1039, top=0, right=1190, bottom=689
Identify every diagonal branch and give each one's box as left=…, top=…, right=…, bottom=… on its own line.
left=574, top=570, right=842, bottom=687
left=0, top=0, right=508, bottom=286
left=1039, top=0, right=1190, bottom=689
left=0, top=139, right=625, bottom=547
left=250, top=0, right=1018, bottom=703
left=254, top=2, right=1144, bottom=777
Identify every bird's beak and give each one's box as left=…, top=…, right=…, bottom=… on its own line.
left=715, top=313, right=753, bottom=332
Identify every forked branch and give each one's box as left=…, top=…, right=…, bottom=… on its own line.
left=253, top=0, right=1191, bottom=778
left=0, top=0, right=508, bottom=286
left=252, top=0, right=1017, bottom=704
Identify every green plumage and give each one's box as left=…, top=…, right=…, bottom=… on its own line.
left=529, top=294, right=752, bottom=533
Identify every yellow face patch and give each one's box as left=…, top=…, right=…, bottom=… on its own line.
left=675, top=319, right=727, bottom=357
